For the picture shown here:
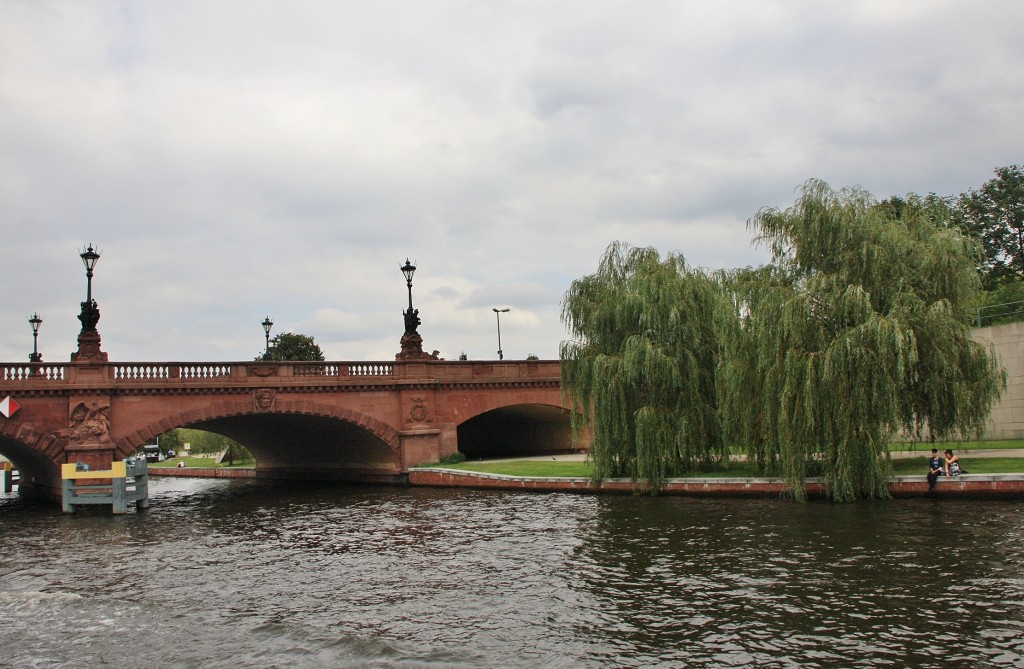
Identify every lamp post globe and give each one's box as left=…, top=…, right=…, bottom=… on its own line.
left=262, top=317, right=274, bottom=360
left=28, top=313, right=43, bottom=363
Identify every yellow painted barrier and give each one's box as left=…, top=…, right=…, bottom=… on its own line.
left=61, top=460, right=148, bottom=514
left=61, top=461, right=126, bottom=480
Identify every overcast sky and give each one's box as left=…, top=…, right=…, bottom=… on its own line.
left=2, top=1, right=1022, bottom=363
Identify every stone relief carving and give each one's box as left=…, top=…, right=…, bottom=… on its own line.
left=254, top=388, right=276, bottom=412
left=15, top=424, right=40, bottom=445
left=68, top=401, right=112, bottom=445
left=407, top=396, right=431, bottom=424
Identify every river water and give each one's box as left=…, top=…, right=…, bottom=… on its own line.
left=1, top=478, right=1023, bottom=668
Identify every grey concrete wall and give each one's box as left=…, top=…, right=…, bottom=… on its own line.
left=974, top=321, right=1024, bottom=440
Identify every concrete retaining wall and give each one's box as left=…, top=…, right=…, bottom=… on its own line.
left=974, top=321, right=1024, bottom=439
left=409, top=468, right=1024, bottom=499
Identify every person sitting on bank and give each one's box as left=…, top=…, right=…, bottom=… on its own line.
left=927, top=449, right=944, bottom=491
left=945, top=449, right=963, bottom=476
left=177, top=460, right=186, bottom=468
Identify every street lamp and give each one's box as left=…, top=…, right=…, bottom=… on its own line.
left=492, top=308, right=510, bottom=360
left=400, top=258, right=419, bottom=335
left=80, top=244, right=100, bottom=302
left=261, top=317, right=274, bottom=360
left=78, top=244, right=101, bottom=333
left=28, top=313, right=43, bottom=363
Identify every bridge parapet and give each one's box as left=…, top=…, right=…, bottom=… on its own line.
left=1, top=359, right=560, bottom=389
left=2, top=364, right=66, bottom=382
left=113, top=363, right=235, bottom=381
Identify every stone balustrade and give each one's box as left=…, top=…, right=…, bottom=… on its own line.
left=0, top=359, right=561, bottom=389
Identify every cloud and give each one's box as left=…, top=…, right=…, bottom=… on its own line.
left=1, top=0, right=1022, bottom=363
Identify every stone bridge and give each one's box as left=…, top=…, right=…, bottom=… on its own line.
left=0, top=357, right=583, bottom=501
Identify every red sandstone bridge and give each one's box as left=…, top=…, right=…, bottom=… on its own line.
left=0, top=357, right=581, bottom=501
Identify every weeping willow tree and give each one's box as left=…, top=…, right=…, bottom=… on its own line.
left=718, top=180, right=1005, bottom=501
left=561, top=242, right=726, bottom=490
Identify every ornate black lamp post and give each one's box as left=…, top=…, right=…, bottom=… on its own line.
left=261, top=317, right=274, bottom=360
left=492, top=308, right=510, bottom=360
left=401, top=259, right=418, bottom=335
left=396, top=258, right=437, bottom=360
left=73, top=243, right=107, bottom=362
left=28, top=313, right=43, bottom=363
left=79, top=244, right=101, bottom=332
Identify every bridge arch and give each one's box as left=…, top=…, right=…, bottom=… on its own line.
left=0, top=430, right=60, bottom=499
left=117, top=399, right=403, bottom=481
left=455, top=402, right=578, bottom=460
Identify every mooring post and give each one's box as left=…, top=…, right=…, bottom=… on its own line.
left=133, top=460, right=150, bottom=510
left=112, top=476, right=127, bottom=514
left=2, top=462, right=12, bottom=494
left=61, top=477, right=76, bottom=513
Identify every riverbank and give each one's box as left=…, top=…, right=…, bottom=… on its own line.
left=148, top=461, right=1024, bottom=498
left=148, top=467, right=254, bottom=478
left=407, top=468, right=1024, bottom=499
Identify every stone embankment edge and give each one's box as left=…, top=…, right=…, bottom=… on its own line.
left=148, top=467, right=255, bottom=479
left=408, top=468, right=1024, bottom=499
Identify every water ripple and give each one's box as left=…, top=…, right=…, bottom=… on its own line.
left=3, top=480, right=1024, bottom=667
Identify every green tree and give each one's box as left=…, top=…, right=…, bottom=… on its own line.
left=976, top=278, right=1024, bottom=326
left=954, top=165, right=1024, bottom=289
left=156, top=428, right=251, bottom=460
left=258, top=332, right=326, bottom=361
left=560, top=242, right=726, bottom=489
left=154, top=429, right=186, bottom=456
left=720, top=180, right=1004, bottom=501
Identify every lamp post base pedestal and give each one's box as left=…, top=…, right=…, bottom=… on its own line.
left=71, top=330, right=108, bottom=363
left=396, top=333, right=441, bottom=360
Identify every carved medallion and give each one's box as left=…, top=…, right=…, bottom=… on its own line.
left=254, top=389, right=275, bottom=412
left=407, top=396, right=431, bottom=424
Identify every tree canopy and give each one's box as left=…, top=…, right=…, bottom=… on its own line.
left=156, top=428, right=248, bottom=457
left=954, top=164, right=1024, bottom=289
left=560, top=242, right=726, bottom=489
left=563, top=181, right=1005, bottom=501
left=258, top=332, right=326, bottom=361
left=721, top=181, right=1004, bottom=500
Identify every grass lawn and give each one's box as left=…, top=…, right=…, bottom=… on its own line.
left=148, top=456, right=255, bottom=468
left=889, top=456, right=1024, bottom=476
left=441, top=460, right=594, bottom=477
left=891, top=439, right=1024, bottom=452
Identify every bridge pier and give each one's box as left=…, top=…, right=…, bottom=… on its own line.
left=65, top=444, right=119, bottom=473
left=399, top=427, right=443, bottom=468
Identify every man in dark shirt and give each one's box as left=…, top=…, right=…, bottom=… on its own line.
left=927, top=448, right=944, bottom=491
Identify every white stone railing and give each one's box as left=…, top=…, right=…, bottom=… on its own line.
left=1, top=364, right=66, bottom=381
